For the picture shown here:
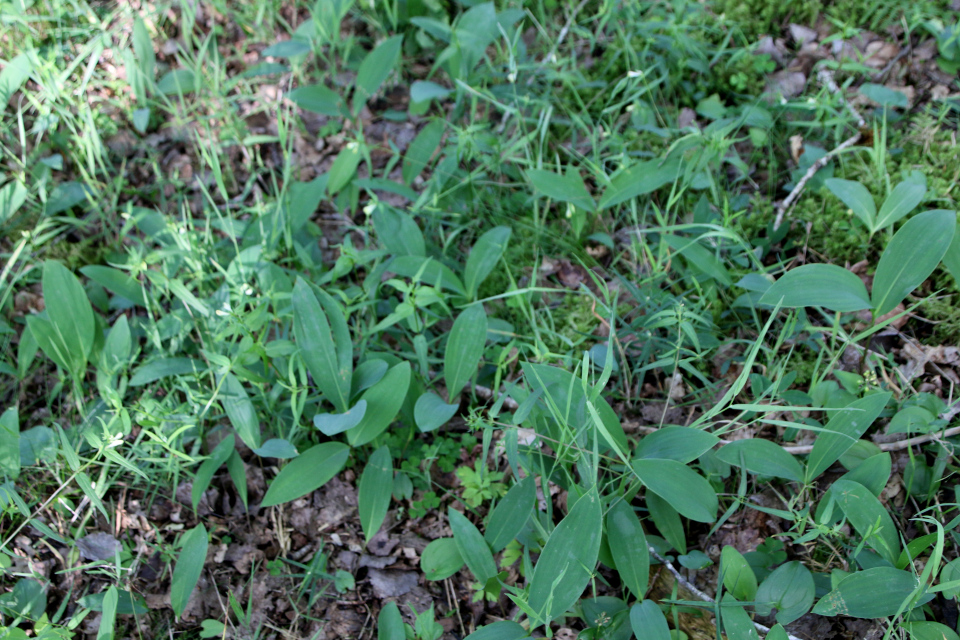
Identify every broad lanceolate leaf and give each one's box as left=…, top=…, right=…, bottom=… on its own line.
left=720, top=594, right=759, bottom=640
left=292, top=277, right=352, bottom=413
left=824, top=179, right=876, bottom=230
left=378, top=601, right=406, bottom=640
left=221, top=374, right=261, bottom=450
left=358, top=446, right=393, bottom=544
left=633, top=458, right=718, bottom=523
left=663, top=235, right=733, bottom=286
left=402, top=120, right=444, bottom=185
left=0, top=408, right=20, bottom=480
left=484, top=476, right=536, bottom=552
left=414, top=392, right=458, bottom=433
left=192, top=435, right=235, bottom=511
left=444, top=305, right=487, bottom=403
left=875, top=180, right=926, bottom=230
left=464, top=226, right=511, bottom=300
left=448, top=508, right=497, bottom=585
left=39, top=261, right=95, bottom=378
left=606, top=499, right=650, bottom=599
left=353, top=35, right=403, bottom=112
left=634, top=426, right=720, bottom=463
left=812, top=567, right=923, bottom=618
left=629, top=600, right=671, bottom=640
left=346, top=362, right=411, bottom=446
left=529, top=487, right=603, bottom=625
left=832, top=479, right=900, bottom=565
left=171, top=525, right=208, bottom=618
left=646, top=491, right=687, bottom=553
left=871, top=209, right=956, bottom=317
left=464, top=621, right=528, bottom=640
left=80, top=265, right=150, bottom=306
left=600, top=157, right=680, bottom=210
left=715, top=439, right=804, bottom=482
left=261, top=443, right=350, bottom=507
left=287, top=84, right=342, bottom=116
left=527, top=168, right=595, bottom=212
left=755, top=561, right=815, bottom=624
left=805, top=392, right=891, bottom=482
left=759, top=264, right=871, bottom=312
left=372, top=206, right=425, bottom=257
left=314, top=401, right=367, bottom=436
left=721, top=546, right=758, bottom=601
left=327, top=142, right=362, bottom=195
left=421, top=538, right=464, bottom=581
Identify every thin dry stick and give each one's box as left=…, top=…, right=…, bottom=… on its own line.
left=773, top=69, right=867, bottom=231
left=648, top=546, right=804, bottom=640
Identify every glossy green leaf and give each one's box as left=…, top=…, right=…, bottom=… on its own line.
left=629, top=600, right=670, bottom=640
left=346, top=362, right=411, bottom=446
left=903, top=621, right=960, bottom=640
left=760, top=264, right=872, bottom=312
left=444, top=304, right=487, bottom=402
left=358, top=446, right=393, bottom=544
left=414, top=392, right=458, bottom=433
left=402, top=120, right=444, bottom=185
left=805, top=393, right=891, bottom=482
left=484, top=476, right=536, bottom=552
left=421, top=538, right=464, bottom=581
left=353, top=35, right=403, bottom=111
left=633, top=458, right=718, bottom=523
left=755, top=561, right=815, bottom=624
left=646, top=491, right=686, bottom=554
left=765, top=625, right=790, bottom=640
left=192, top=435, right=234, bottom=511
left=824, top=179, right=876, bottom=230
left=872, top=209, right=955, bottom=316
left=292, top=277, right=352, bottom=413
left=378, top=601, right=406, bottom=640
left=875, top=181, right=926, bottom=230
left=529, top=487, right=603, bottom=623
left=812, top=567, right=921, bottom=618
left=527, top=168, right=595, bottom=212
left=832, top=479, right=900, bottom=565
left=352, top=359, right=389, bottom=397
left=0, top=408, right=20, bottom=480
left=171, top=525, right=208, bottom=619
left=221, top=373, right=261, bottom=450
left=634, top=426, right=720, bottom=463
left=606, top=499, right=649, bottom=599
left=715, top=439, right=804, bottom=482
left=464, top=621, right=528, bottom=640
left=314, top=401, right=367, bottom=436
left=448, top=508, right=497, bottom=585
left=287, top=84, right=342, bottom=116
left=464, top=226, right=511, bottom=300
left=261, top=443, right=350, bottom=507
left=721, top=546, right=758, bottom=601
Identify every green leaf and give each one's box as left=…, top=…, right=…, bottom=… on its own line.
left=720, top=594, right=759, bottom=640
left=599, top=158, right=680, bottom=210
left=314, top=401, right=367, bottom=436
left=663, top=235, right=732, bottom=286
left=824, top=178, right=876, bottom=230
left=606, top=499, right=650, bottom=599
left=421, top=538, right=464, bottom=581
left=372, top=206, right=425, bottom=257
left=292, top=277, right=352, bottom=413
left=101, top=315, right=132, bottom=374
left=646, top=491, right=686, bottom=554
left=860, top=83, right=909, bottom=108
left=414, top=392, right=458, bottom=432
left=464, top=226, right=511, bottom=300
left=0, top=408, right=20, bottom=480
left=871, top=209, right=956, bottom=316
left=156, top=68, right=196, bottom=95
left=875, top=181, right=926, bottom=230
left=812, top=567, right=922, bottom=618
left=0, top=578, right=45, bottom=619
left=358, top=446, right=393, bottom=544
left=765, top=625, right=790, bottom=640
left=129, top=357, right=205, bottom=386
left=192, top=435, right=234, bottom=511
left=484, top=476, right=535, bottom=552
left=464, top=621, right=528, bottom=640
left=903, top=621, right=960, bottom=640
left=760, top=264, right=872, bottom=312
left=378, top=601, right=406, bottom=640
left=80, top=265, right=149, bottom=306
left=262, top=39, right=311, bottom=58
left=327, top=142, right=362, bottom=195
left=715, top=439, right=804, bottom=482
left=805, top=393, right=891, bottom=482
left=40, top=261, right=95, bottom=378
left=755, top=561, right=815, bottom=624
left=261, top=443, right=350, bottom=507
left=77, top=589, right=148, bottom=615
left=0, top=51, right=34, bottom=110
left=353, top=35, right=403, bottom=111
left=288, top=84, right=343, bottom=116
left=346, top=362, right=411, bottom=447
left=942, top=227, right=960, bottom=290
left=444, top=304, right=487, bottom=402
left=171, top=525, right=208, bottom=619
left=410, top=80, right=452, bottom=104
left=721, top=546, right=758, bottom=601
left=527, top=168, right=595, bottom=212
left=0, top=178, right=27, bottom=225
left=402, top=120, right=444, bottom=185
left=629, top=600, right=671, bottom=640
left=832, top=479, right=900, bottom=565
left=634, top=426, right=720, bottom=463
left=388, top=255, right=466, bottom=295
left=633, top=458, right=718, bottom=523
left=448, top=508, right=497, bottom=585
left=528, top=487, right=603, bottom=624
left=221, top=374, right=261, bottom=450
left=97, top=586, right=118, bottom=640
